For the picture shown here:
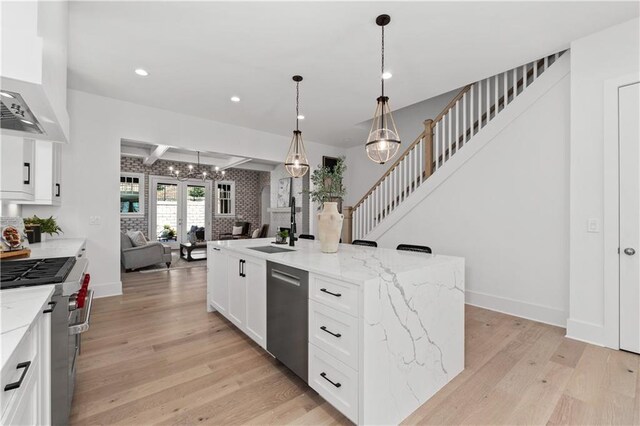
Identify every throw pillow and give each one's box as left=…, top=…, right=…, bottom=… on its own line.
left=232, top=225, right=244, bottom=236
left=251, top=228, right=260, bottom=239
left=127, top=230, right=148, bottom=247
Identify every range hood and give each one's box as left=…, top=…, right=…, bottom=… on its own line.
left=1, top=90, right=45, bottom=134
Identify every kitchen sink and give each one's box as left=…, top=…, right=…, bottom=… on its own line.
left=248, top=246, right=294, bottom=254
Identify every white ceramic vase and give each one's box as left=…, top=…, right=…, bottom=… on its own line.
left=317, top=202, right=344, bottom=253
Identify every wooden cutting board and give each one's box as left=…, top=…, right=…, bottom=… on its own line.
left=0, top=248, right=31, bottom=260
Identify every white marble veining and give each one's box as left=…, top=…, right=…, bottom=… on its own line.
left=210, top=238, right=465, bottom=424
left=26, top=238, right=86, bottom=259
left=1, top=286, right=55, bottom=369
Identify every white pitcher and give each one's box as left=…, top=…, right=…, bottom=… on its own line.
left=317, top=202, right=343, bottom=253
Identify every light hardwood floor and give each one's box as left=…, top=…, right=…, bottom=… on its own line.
left=70, top=267, right=640, bottom=425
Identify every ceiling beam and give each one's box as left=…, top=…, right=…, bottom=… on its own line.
left=143, top=144, right=170, bottom=165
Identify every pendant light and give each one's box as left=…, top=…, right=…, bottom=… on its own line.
left=285, top=75, right=310, bottom=178
left=365, top=14, right=401, bottom=165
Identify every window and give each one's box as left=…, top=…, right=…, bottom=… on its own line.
left=120, top=173, right=145, bottom=215
left=216, top=181, right=235, bottom=216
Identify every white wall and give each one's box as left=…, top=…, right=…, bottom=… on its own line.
left=567, top=17, right=640, bottom=345
left=344, top=89, right=458, bottom=206
left=23, top=89, right=344, bottom=297
left=374, top=74, right=571, bottom=327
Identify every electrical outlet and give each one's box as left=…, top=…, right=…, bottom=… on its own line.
left=89, top=216, right=102, bottom=226
left=587, top=218, right=600, bottom=233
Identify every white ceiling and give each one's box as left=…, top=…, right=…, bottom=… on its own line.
left=68, top=1, right=638, bottom=147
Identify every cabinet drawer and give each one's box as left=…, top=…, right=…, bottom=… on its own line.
left=309, top=344, right=358, bottom=424
left=309, top=300, right=358, bottom=370
left=1, top=324, right=38, bottom=417
left=310, top=274, right=359, bottom=317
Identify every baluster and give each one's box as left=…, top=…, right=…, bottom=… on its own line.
left=533, top=59, right=538, bottom=80
left=522, top=64, right=527, bottom=89
left=434, top=121, right=440, bottom=170
left=485, top=78, right=490, bottom=125
left=446, top=109, right=451, bottom=161
left=478, top=80, right=484, bottom=131
left=470, top=84, right=475, bottom=137
left=544, top=55, right=549, bottom=74
left=384, top=172, right=388, bottom=216
left=503, top=70, right=508, bottom=108
left=462, top=93, right=467, bottom=145
left=494, top=75, right=499, bottom=118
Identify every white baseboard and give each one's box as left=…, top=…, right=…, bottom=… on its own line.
left=566, top=318, right=604, bottom=346
left=466, top=290, right=567, bottom=328
left=92, top=281, right=122, bottom=298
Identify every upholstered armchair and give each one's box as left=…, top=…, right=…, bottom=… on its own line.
left=218, top=221, right=250, bottom=240
left=120, top=232, right=172, bottom=271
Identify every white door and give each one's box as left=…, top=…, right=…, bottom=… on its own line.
left=620, top=82, right=640, bottom=354
left=244, top=257, right=267, bottom=348
left=149, top=177, right=212, bottom=249
left=227, top=253, right=246, bottom=328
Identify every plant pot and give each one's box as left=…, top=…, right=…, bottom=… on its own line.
left=317, top=202, right=343, bottom=253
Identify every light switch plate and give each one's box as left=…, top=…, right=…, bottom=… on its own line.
left=587, top=218, right=600, bottom=233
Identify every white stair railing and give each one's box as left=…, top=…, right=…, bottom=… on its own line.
left=349, top=51, right=566, bottom=241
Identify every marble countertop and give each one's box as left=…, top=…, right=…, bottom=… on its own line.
left=209, top=238, right=463, bottom=284
left=26, top=238, right=86, bottom=260
left=1, top=285, right=55, bottom=369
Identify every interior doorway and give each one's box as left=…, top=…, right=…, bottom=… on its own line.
left=148, top=176, right=212, bottom=249
left=619, top=82, right=640, bottom=354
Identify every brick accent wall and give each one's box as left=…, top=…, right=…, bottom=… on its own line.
left=120, top=156, right=269, bottom=240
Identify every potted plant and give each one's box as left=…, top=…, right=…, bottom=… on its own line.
left=306, top=157, right=346, bottom=253
left=275, top=229, right=289, bottom=244
left=23, top=215, right=63, bottom=242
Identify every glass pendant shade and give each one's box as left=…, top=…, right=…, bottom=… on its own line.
left=285, top=130, right=309, bottom=178
left=366, top=96, right=401, bottom=164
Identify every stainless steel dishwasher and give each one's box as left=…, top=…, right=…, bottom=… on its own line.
left=266, top=261, right=309, bottom=382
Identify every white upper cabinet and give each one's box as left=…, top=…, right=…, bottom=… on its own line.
left=0, top=137, right=35, bottom=201
left=20, top=140, right=62, bottom=205
left=0, top=1, right=69, bottom=143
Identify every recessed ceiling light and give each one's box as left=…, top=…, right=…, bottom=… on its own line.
left=297, top=114, right=305, bottom=120
left=230, top=96, right=240, bottom=102
left=135, top=68, right=149, bottom=77
left=0, top=91, right=14, bottom=99
left=20, top=119, right=34, bottom=125
left=381, top=71, right=393, bottom=80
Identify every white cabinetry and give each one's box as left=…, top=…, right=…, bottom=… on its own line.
left=1, top=295, right=52, bottom=425
left=21, top=140, right=62, bottom=205
left=227, top=253, right=247, bottom=329
left=207, top=246, right=228, bottom=314
left=0, top=137, right=35, bottom=201
left=206, top=245, right=266, bottom=349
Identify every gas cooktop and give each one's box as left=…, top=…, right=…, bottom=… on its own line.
left=1, top=257, right=77, bottom=290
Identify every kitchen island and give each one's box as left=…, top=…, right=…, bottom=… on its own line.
left=206, top=238, right=464, bottom=425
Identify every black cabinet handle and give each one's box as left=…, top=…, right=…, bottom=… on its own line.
left=320, top=372, right=341, bottom=388
left=241, top=260, right=246, bottom=277
left=320, top=288, right=342, bottom=297
left=55, top=183, right=60, bottom=197
left=320, top=326, right=341, bottom=338
left=43, top=301, right=57, bottom=314
left=239, top=259, right=242, bottom=277
left=23, top=163, right=31, bottom=185
left=4, top=361, right=31, bottom=391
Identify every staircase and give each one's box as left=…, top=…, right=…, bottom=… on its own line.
left=346, top=51, right=567, bottom=242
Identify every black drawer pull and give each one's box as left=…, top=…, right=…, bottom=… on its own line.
left=4, top=361, right=31, bottom=391
left=43, top=301, right=57, bottom=314
left=320, top=326, right=341, bottom=338
left=320, top=372, right=341, bottom=388
left=23, top=163, right=31, bottom=185
left=320, top=288, right=341, bottom=297
left=55, top=183, right=61, bottom=197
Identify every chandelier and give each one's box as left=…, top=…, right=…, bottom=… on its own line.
left=365, top=14, right=401, bottom=165
left=284, top=75, right=310, bottom=178
left=167, top=151, right=226, bottom=181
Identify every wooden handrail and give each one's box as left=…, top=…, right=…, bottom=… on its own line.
left=433, top=84, right=473, bottom=124
left=353, top=53, right=557, bottom=214
left=353, top=130, right=425, bottom=210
